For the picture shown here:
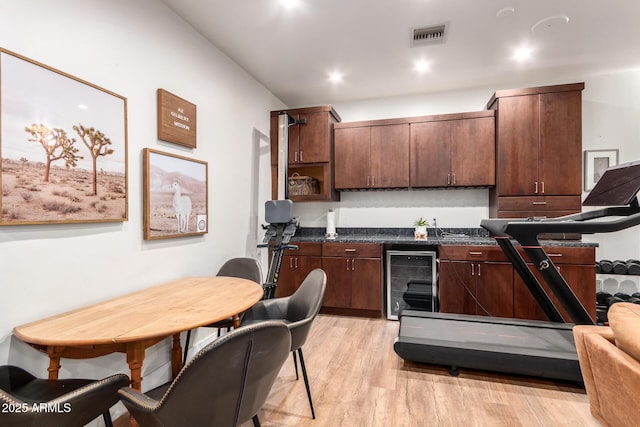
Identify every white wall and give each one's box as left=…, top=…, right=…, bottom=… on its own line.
left=294, top=74, right=640, bottom=261
left=0, top=1, right=284, bottom=423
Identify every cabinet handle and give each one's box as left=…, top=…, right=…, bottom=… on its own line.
left=371, top=175, right=375, bottom=187
left=447, top=174, right=451, bottom=185
left=367, top=176, right=370, bottom=187
left=541, top=181, right=545, bottom=194
left=477, top=263, right=481, bottom=277
left=471, top=263, right=475, bottom=276
left=351, top=259, right=355, bottom=271
left=295, top=257, right=299, bottom=268
left=294, top=151, right=298, bottom=162
left=532, top=201, right=547, bottom=205
left=346, top=259, right=350, bottom=270
left=452, top=173, right=456, bottom=185
left=289, top=258, right=293, bottom=268
left=535, top=181, right=538, bottom=194
left=548, top=253, right=563, bottom=258
left=344, top=248, right=357, bottom=253
left=469, top=251, right=483, bottom=256
left=300, top=151, right=303, bottom=162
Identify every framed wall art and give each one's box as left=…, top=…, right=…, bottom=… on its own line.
left=584, top=149, right=619, bottom=192
left=143, top=148, right=208, bottom=240
left=0, top=48, right=128, bottom=225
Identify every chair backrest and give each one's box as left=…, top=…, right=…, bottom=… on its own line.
left=287, top=268, right=327, bottom=350
left=129, top=321, right=290, bottom=427
left=216, top=257, right=262, bottom=284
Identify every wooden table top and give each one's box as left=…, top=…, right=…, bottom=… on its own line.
left=13, top=276, right=264, bottom=347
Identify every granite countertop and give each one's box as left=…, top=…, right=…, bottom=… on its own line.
left=291, top=227, right=597, bottom=247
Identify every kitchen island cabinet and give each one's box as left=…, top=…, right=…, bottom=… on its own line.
left=321, top=242, right=383, bottom=317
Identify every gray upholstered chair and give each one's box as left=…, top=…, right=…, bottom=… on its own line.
left=119, top=320, right=291, bottom=427
left=241, top=268, right=327, bottom=419
left=0, top=365, right=129, bottom=427
left=183, top=257, right=262, bottom=363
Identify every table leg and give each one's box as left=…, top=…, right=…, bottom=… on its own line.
left=171, top=333, right=182, bottom=377
left=126, top=343, right=145, bottom=391
left=233, top=314, right=241, bottom=329
left=46, top=346, right=64, bottom=380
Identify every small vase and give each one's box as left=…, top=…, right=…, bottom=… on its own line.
left=414, top=226, right=428, bottom=240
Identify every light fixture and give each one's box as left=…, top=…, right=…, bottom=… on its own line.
left=278, top=0, right=301, bottom=10
left=414, top=59, right=430, bottom=73
left=77, top=104, right=88, bottom=110
left=496, top=7, right=515, bottom=18
left=512, top=46, right=533, bottom=62
left=328, top=71, right=343, bottom=83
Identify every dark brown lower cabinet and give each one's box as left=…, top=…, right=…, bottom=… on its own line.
left=439, top=245, right=596, bottom=322
left=321, top=243, right=382, bottom=316
left=273, top=242, right=322, bottom=298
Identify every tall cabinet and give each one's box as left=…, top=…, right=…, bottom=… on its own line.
left=487, top=83, right=584, bottom=218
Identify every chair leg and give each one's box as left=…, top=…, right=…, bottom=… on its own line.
left=183, top=330, right=192, bottom=365
left=297, top=348, right=315, bottom=419
left=252, top=414, right=261, bottom=427
left=103, top=410, right=113, bottom=427
left=292, top=351, right=299, bottom=380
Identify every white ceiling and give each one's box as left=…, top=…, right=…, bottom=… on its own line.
left=161, top=0, right=640, bottom=107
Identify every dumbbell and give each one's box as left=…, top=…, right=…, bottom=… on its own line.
left=627, top=259, right=640, bottom=275
left=614, top=292, right=631, bottom=301
left=613, top=260, right=628, bottom=275
left=607, top=296, right=625, bottom=307
left=599, top=259, right=613, bottom=273
left=596, top=291, right=612, bottom=307
left=628, top=297, right=640, bottom=305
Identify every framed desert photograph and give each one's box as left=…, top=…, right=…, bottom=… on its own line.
left=0, top=48, right=128, bottom=225
left=143, top=148, right=208, bottom=240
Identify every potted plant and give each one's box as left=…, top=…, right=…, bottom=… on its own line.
left=413, top=217, right=430, bottom=239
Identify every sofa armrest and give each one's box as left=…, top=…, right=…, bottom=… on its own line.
left=582, top=332, right=640, bottom=427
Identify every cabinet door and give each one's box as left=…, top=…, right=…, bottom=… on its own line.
left=296, top=111, right=331, bottom=163
left=410, top=121, right=451, bottom=187
left=450, top=117, right=495, bottom=187
left=539, top=91, right=582, bottom=196
left=438, top=261, right=476, bottom=315
left=496, top=96, right=540, bottom=196
left=513, top=264, right=595, bottom=322
left=350, top=258, right=382, bottom=310
left=275, top=254, right=300, bottom=298
left=334, top=127, right=371, bottom=189
left=474, top=262, right=513, bottom=317
left=322, top=257, right=353, bottom=308
left=370, top=124, right=410, bottom=188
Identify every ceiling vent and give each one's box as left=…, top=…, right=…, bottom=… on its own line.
left=411, top=24, right=447, bottom=47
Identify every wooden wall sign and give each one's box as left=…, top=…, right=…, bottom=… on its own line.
left=157, top=88, right=197, bottom=148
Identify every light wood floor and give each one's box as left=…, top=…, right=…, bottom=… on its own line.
left=242, top=314, right=600, bottom=427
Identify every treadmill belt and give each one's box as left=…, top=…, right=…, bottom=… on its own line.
left=394, top=310, right=582, bottom=382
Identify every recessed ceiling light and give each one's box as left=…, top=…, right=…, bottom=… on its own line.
left=328, top=71, right=343, bottom=83
left=414, top=60, right=430, bottom=73
left=78, top=104, right=88, bottom=110
left=512, top=46, right=533, bottom=61
left=279, top=0, right=301, bottom=10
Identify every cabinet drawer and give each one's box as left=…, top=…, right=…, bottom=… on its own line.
left=497, top=196, right=581, bottom=211
left=322, top=242, right=382, bottom=258
left=523, top=246, right=595, bottom=265
left=439, top=245, right=508, bottom=262
left=290, top=242, right=322, bottom=256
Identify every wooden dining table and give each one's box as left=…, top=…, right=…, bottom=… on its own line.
left=13, top=276, right=264, bottom=391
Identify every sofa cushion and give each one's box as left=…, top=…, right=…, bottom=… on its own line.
left=608, top=302, right=640, bottom=363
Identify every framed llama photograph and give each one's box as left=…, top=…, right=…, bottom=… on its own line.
left=0, top=48, right=128, bottom=225
left=143, top=148, right=208, bottom=240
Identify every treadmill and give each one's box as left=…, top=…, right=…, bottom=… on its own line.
left=394, top=160, right=640, bottom=382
